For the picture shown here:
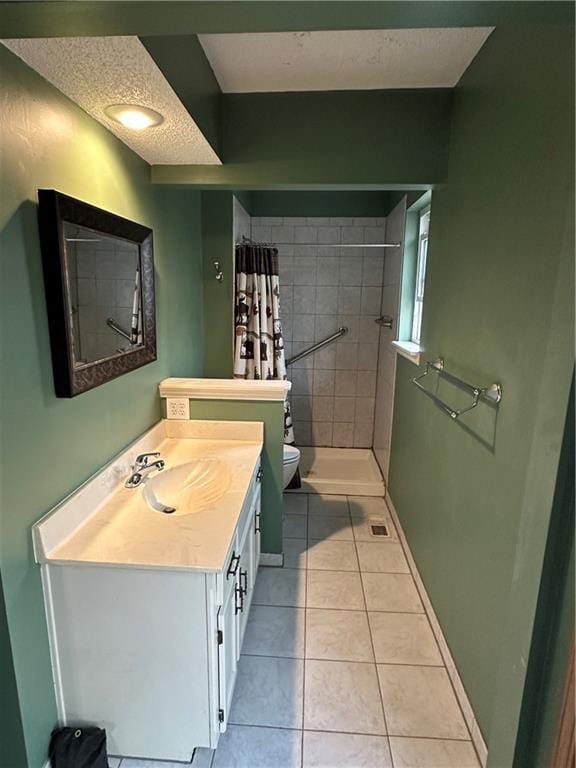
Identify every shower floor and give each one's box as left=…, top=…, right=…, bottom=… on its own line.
left=290, top=447, right=385, bottom=497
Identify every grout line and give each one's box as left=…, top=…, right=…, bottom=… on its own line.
left=380, top=732, right=475, bottom=743
left=348, top=494, right=392, bottom=760
left=300, top=493, right=309, bottom=768
left=242, top=650, right=444, bottom=668
left=306, top=605, right=424, bottom=615
left=223, top=720, right=476, bottom=744
left=227, top=721, right=302, bottom=733
left=223, top=719, right=468, bottom=742
left=247, top=493, right=481, bottom=766
left=384, top=494, right=485, bottom=766
left=279, top=564, right=419, bottom=575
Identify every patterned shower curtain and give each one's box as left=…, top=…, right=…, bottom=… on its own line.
left=233, top=243, right=297, bottom=452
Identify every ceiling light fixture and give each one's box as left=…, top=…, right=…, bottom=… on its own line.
left=104, top=104, right=164, bottom=130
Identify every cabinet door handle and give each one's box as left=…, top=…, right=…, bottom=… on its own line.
left=254, top=511, right=261, bottom=533
left=226, top=552, right=240, bottom=579
left=234, top=583, right=244, bottom=614
left=240, top=568, right=248, bottom=596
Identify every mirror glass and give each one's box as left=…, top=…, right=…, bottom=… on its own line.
left=63, top=222, right=143, bottom=366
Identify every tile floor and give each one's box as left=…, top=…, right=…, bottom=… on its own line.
left=113, top=494, right=481, bottom=768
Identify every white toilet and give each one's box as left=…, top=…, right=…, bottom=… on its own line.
left=282, top=445, right=301, bottom=489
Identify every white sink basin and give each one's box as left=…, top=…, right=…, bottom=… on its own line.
left=143, top=459, right=231, bottom=516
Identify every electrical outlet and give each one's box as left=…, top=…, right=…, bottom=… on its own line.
left=166, top=397, right=189, bottom=420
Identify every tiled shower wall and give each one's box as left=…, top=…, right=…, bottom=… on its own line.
left=252, top=216, right=386, bottom=448
left=69, top=235, right=139, bottom=362
left=373, top=198, right=406, bottom=478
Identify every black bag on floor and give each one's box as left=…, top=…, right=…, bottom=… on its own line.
left=49, top=727, right=108, bottom=768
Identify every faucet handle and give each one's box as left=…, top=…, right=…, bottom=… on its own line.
left=134, top=451, right=160, bottom=467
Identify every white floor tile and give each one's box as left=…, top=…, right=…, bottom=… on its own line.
left=309, top=494, right=350, bottom=516
left=369, top=613, right=442, bottom=666
left=348, top=496, right=389, bottom=518
left=306, top=608, right=374, bottom=662
left=212, top=724, right=302, bottom=768
left=362, top=573, right=424, bottom=613
left=303, top=731, right=392, bottom=768
left=283, top=494, right=308, bottom=515
left=283, top=538, right=308, bottom=569
left=304, top=659, right=386, bottom=735
left=356, top=542, right=410, bottom=573
left=108, top=760, right=122, bottom=768
left=284, top=514, right=307, bottom=539
left=307, top=539, right=359, bottom=571
left=378, top=665, right=469, bottom=739
left=243, top=605, right=305, bottom=659
left=308, top=515, right=353, bottom=541
left=389, top=736, right=480, bottom=768
left=230, top=655, right=304, bottom=729
left=253, top=567, right=306, bottom=607
left=306, top=570, right=365, bottom=610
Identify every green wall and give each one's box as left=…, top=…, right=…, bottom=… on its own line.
left=1, top=1, right=573, bottom=39
left=388, top=25, right=574, bottom=768
left=201, top=191, right=235, bottom=377
left=152, top=89, right=453, bottom=188
left=187, top=401, right=285, bottom=554
left=239, top=191, right=395, bottom=218
left=140, top=34, right=222, bottom=157
left=0, top=568, right=27, bottom=768
left=515, top=379, right=574, bottom=768
left=0, top=46, right=203, bottom=768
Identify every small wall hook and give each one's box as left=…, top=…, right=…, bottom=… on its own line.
left=213, top=260, right=223, bottom=282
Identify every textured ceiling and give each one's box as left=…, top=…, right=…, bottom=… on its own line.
left=2, top=36, right=221, bottom=165
left=199, top=27, right=493, bottom=92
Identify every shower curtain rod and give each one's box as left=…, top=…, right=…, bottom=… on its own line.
left=237, top=235, right=399, bottom=249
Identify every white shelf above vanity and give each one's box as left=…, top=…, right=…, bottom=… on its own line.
left=32, top=419, right=264, bottom=762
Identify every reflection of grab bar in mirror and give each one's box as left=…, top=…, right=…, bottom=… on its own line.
left=106, top=317, right=132, bottom=342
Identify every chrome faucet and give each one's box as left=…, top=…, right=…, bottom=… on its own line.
left=125, top=451, right=165, bottom=488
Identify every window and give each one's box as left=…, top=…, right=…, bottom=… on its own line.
left=411, top=206, right=430, bottom=345
left=393, top=192, right=431, bottom=365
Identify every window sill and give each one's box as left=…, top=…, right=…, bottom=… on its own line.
left=392, top=340, right=423, bottom=366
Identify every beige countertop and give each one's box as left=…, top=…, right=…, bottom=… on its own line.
left=46, top=433, right=263, bottom=573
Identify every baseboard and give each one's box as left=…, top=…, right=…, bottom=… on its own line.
left=386, top=493, right=489, bottom=768
left=260, top=552, right=284, bottom=567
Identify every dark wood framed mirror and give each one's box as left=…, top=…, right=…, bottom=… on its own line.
left=38, top=190, right=157, bottom=397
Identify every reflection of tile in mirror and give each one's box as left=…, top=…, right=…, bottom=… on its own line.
left=63, top=222, right=141, bottom=364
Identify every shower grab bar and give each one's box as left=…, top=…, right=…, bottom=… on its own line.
left=106, top=317, right=132, bottom=342
left=412, top=358, right=502, bottom=420
left=286, top=327, right=348, bottom=366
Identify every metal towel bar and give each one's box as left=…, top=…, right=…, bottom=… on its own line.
left=412, top=358, right=502, bottom=420
left=286, top=327, right=348, bottom=367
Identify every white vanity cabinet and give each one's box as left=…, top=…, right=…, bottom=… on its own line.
left=38, top=455, right=262, bottom=763
left=215, top=467, right=261, bottom=731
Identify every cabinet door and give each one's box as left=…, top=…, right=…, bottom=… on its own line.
left=236, top=514, right=253, bottom=655
left=252, top=483, right=262, bottom=586
left=217, top=580, right=237, bottom=731
left=235, top=483, right=262, bottom=655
